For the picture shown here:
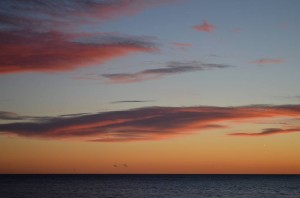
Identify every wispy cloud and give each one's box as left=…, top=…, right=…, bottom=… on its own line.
left=0, top=111, right=48, bottom=121
left=101, top=61, right=232, bottom=83
left=193, top=21, right=214, bottom=33
left=0, top=104, right=299, bottom=142
left=172, top=42, right=192, bottom=47
left=0, top=111, right=25, bottom=120
left=252, top=58, right=286, bottom=64
left=274, top=95, right=300, bottom=100
left=229, top=127, right=300, bottom=136
left=0, top=0, right=173, bottom=31
left=110, top=100, right=155, bottom=104
left=0, top=0, right=172, bottom=74
left=171, top=42, right=192, bottom=51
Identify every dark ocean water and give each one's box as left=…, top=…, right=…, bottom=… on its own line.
left=0, top=174, right=299, bottom=198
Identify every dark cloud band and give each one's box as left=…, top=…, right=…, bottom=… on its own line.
left=0, top=104, right=299, bottom=142
left=101, top=61, right=232, bottom=83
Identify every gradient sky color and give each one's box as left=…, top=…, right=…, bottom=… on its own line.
left=0, top=0, right=300, bottom=174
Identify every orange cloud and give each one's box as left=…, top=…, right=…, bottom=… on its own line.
left=229, top=127, right=300, bottom=136
left=252, top=58, right=286, bottom=64
left=0, top=104, right=299, bottom=142
left=193, top=21, right=214, bottom=32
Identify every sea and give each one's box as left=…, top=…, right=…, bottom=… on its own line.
left=0, top=174, right=299, bottom=198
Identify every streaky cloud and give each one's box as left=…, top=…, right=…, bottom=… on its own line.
left=172, top=42, right=192, bottom=47
left=229, top=127, right=300, bottom=136
left=0, top=111, right=24, bottom=120
left=0, top=104, right=299, bottom=142
left=110, top=100, right=155, bottom=104
left=0, top=111, right=50, bottom=121
left=252, top=58, right=286, bottom=64
left=0, top=0, right=171, bottom=74
left=101, top=61, right=232, bottom=83
left=0, top=0, right=174, bottom=32
left=0, top=31, right=157, bottom=74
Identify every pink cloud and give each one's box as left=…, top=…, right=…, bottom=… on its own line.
left=0, top=0, right=174, bottom=74
left=193, top=21, right=214, bottom=33
left=0, top=31, right=157, bottom=74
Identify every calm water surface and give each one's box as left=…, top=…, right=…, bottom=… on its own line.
left=0, top=174, right=299, bottom=198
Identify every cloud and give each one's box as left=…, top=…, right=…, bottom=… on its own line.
left=0, top=111, right=49, bottom=121
left=110, top=100, right=155, bottom=104
left=229, top=127, right=300, bottom=136
left=252, top=58, right=286, bottom=64
left=171, top=42, right=192, bottom=51
left=0, top=104, right=299, bottom=142
left=0, top=0, right=173, bottom=31
left=112, top=163, right=128, bottom=168
left=0, top=111, right=24, bottom=120
left=172, top=42, right=192, bottom=47
left=274, top=95, right=300, bottom=101
left=0, top=31, right=157, bottom=74
left=193, top=21, right=214, bottom=32
left=101, top=61, right=232, bottom=83
left=0, top=0, right=172, bottom=74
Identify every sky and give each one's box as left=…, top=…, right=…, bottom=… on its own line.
left=0, top=0, right=300, bottom=174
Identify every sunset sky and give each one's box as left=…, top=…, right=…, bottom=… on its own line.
left=1, top=0, right=300, bottom=174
